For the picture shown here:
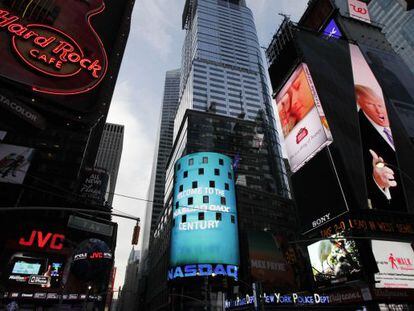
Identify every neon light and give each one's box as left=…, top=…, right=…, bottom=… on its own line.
left=18, top=230, right=65, bottom=250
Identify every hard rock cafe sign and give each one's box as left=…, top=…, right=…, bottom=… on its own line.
left=0, top=0, right=108, bottom=95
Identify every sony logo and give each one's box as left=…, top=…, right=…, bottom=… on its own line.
left=312, top=213, right=331, bottom=228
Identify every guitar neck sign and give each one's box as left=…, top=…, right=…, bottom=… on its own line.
left=0, top=4, right=108, bottom=95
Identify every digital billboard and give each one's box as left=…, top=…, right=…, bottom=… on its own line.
left=372, top=240, right=414, bottom=289
left=349, top=44, right=407, bottom=212
left=247, top=231, right=295, bottom=290
left=348, top=0, right=371, bottom=23
left=0, top=143, right=34, bottom=184
left=307, top=236, right=362, bottom=286
left=275, top=63, right=332, bottom=173
left=169, top=152, right=239, bottom=280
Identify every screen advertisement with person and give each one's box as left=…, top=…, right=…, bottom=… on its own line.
left=349, top=44, right=407, bottom=212
left=276, top=63, right=332, bottom=173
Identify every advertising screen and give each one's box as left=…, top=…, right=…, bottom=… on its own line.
left=307, top=236, right=362, bottom=286
left=79, top=167, right=110, bottom=204
left=0, top=143, right=34, bottom=184
left=12, top=261, right=41, bottom=275
left=349, top=44, right=407, bottom=212
left=276, top=63, right=332, bottom=173
left=169, top=152, right=239, bottom=280
left=322, top=19, right=342, bottom=39
left=348, top=0, right=371, bottom=23
left=247, top=231, right=295, bottom=289
left=372, top=240, right=414, bottom=289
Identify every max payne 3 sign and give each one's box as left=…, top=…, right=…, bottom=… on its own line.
left=0, top=1, right=108, bottom=95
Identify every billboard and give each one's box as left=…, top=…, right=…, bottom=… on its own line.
left=349, top=44, right=407, bottom=212
left=276, top=63, right=332, bottom=173
left=322, top=19, right=342, bottom=39
left=307, top=236, right=362, bottom=286
left=348, top=0, right=371, bottom=23
left=79, top=167, right=110, bottom=205
left=372, top=240, right=414, bottom=289
left=0, top=143, right=34, bottom=184
left=169, top=152, right=239, bottom=280
left=247, top=231, right=295, bottom=289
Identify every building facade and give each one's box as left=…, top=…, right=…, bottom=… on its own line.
left=95, top=123, right=124, bottom=206
left=117, top=248, right=140, bottom=311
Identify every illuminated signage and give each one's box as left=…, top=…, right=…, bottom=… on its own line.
left=18, top=230, right=64, bottom=250
left=73, top=251, right=112, bottom=261
left=348, top=0, right=371, bottom=23
left=169, top=152, right=240, bottom=280
left=372, top=240, right=414, bottom=289
left=168, top=264, right=238, bottom=280
left=0, top=3, right=107, bottom=95
left=28, top=275, right=50, bottom=286
left=322, top=19, right=342, bottom=38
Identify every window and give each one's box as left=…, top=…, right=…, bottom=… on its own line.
left=188, top=158, right=194, bottom=166
left=209, top=180, right=215, bottom=188
left=192, top=181, right=198, bottom=189
left=175, top=202, right=179, bottom=209
left=182, top=215, right=187, bottom=223
left=177, top=163, right=181, bottom=170
left=179, top=185, right=183, bottom=192
left=221, top=197, right=226, bottom=205
left=183, top=171, right=188, bottom=178
left=216, top=213, right=222, bottom=221
left=198, top=212, right=205, bottom=220
left=203, top=196, right=209, bottom=203
left=225, top=183, right=229, bottom=190
left=202, top=157, right=208, bottom=163
left=188, top=197, right=193, bottom=205
left=231, top=215, right=235, bottom=223
left=228, top=172, right=232, bottom=179
left=214, top=169, right=220, bottom=176
left=198, top=168, right=204, bottom=175
left=219, top=158, right=224, bottom=165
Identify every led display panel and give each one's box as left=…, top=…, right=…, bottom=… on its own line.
left=307, top=236, right=362, bottom=286
left=12, top=261, right=41, bottom=275
left=349, top=44, right=407, bottom=212
left=372, top=240, right=414, bottom=289
left=169, top=152, right=239, bottom=280
left=275, top=63, right=332, bottom=173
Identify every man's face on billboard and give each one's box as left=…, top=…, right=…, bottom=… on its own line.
left=357, top=87, right=389, bottom=127
left=287, top=70, right=314, bottom=121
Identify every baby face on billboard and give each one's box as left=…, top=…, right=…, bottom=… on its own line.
left=355, top=85, right=390, bottom=127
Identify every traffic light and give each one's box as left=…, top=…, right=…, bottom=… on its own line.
left=131, top=223, right=140, bottom=245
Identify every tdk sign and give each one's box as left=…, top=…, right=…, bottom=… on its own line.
left=168, top=264, right=238, bottom=280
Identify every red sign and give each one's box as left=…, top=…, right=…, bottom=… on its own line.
left=0, top=1, right=107, bottom=95
left=19, top=230, right=65, bottom=250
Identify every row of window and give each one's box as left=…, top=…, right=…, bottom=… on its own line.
left=176, top=194, right=227, bottom=208
left=172, top=213, right=236, bottom=225
left=181, top=168, right=233, bottom=179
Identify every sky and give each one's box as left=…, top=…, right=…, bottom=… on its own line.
left=106, top=0, right=309, bottom=291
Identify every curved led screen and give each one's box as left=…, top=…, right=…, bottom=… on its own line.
left=169, top=152, right=239, bottom=280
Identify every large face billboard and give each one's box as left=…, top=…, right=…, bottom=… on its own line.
left=169, top=152, right=239, bottom=281
left=349, top=44, right=407, bottom=212
left=276, top=63, right=332, bottom=173
left=0, top=0, right=107, bottom=95
left=372, top=240, right=414, bottom=289
left=0, top=143, right=34, bottom=184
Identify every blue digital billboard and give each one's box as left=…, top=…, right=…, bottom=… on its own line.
left=169, top=152, right=239, bottom=280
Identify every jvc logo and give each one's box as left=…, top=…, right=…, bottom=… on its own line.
left=19, top=230, right=65, bottom=250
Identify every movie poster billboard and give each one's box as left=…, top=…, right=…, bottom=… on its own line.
left=349, top=44, right=407, bottom=212
left=372, top=240, right=414, bottom=289
left=169, top=152, right=239, bottom=281
left=276, top=63, right=332, bottom=173
left=307, top=236, right=362, bottom=286
left=0, top=143, right=34, bottom=184
left=247, top=231, right=295, bottom=289
left=348, top=0, right=371, bottom=23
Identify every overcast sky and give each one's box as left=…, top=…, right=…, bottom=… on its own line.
left=106, top=0, right=309, bottom=291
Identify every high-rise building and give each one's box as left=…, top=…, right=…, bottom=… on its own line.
left=117, top=248, right=140, bottom=311
left=95, top=123, right=124, bottom=206
left=368, top=0, right=414, bottom=73
left=142, top=69, right=180, bottom=255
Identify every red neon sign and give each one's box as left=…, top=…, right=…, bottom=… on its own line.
left=19, top=230, right=65, bottom=250
left=0, top=1, right=108, bottom=95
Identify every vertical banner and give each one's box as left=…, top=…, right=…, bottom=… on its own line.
left=276, top=63, right=332, bottom=173
left=348, top=0, right=371, bottom=23
left=169, top=152, right=239, bottom=280
left=349, top=44, right=407, bottom=212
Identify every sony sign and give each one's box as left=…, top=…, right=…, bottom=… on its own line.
left=168, top=264, right=238, bottom=280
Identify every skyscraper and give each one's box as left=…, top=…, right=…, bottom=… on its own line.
left=175, top=0, right=272, bottom=137
left=368, top=0, right=414, bottom=73
left=142, top=69, right=180, bottom=253
left=95, top=123, right=124, bottom=206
